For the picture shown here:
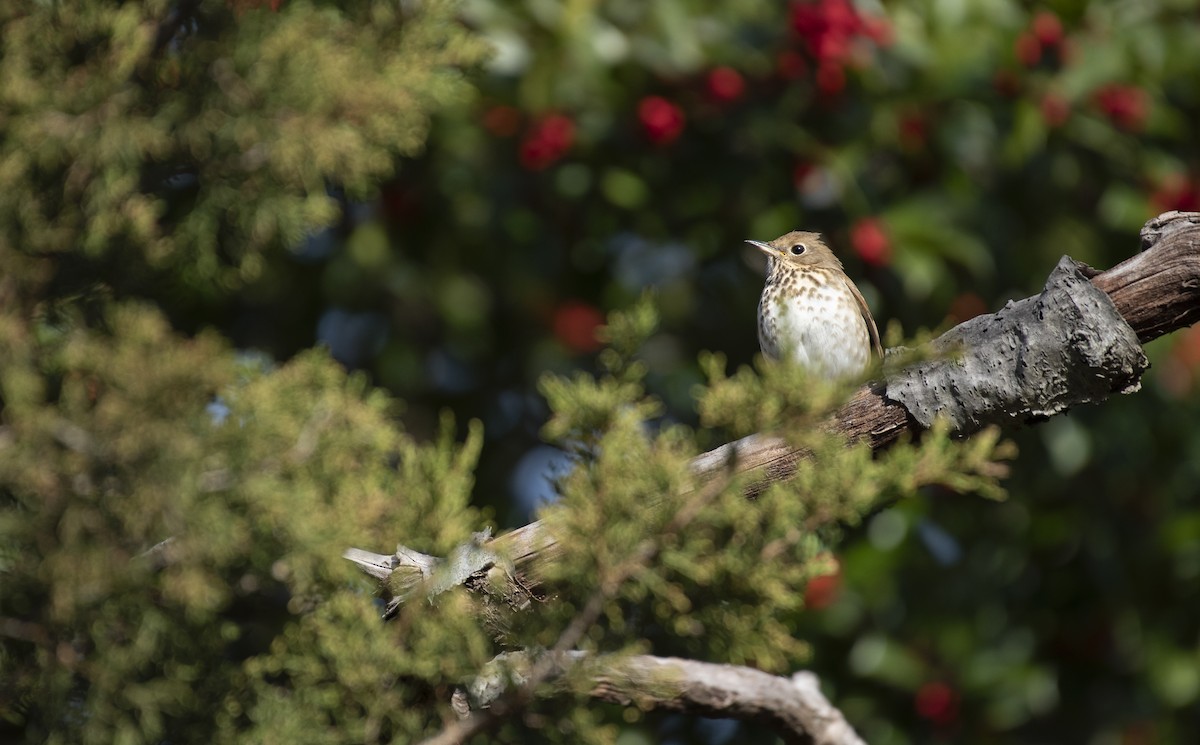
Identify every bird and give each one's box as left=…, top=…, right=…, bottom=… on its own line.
left=747, top=230, right=882, bottom=379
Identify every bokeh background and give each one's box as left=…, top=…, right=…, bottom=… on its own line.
left=6, top=0, right=1200, bottom=742
left=192, top=0, right=1200, bottom=741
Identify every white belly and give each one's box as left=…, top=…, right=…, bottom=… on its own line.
left=758, top=283, right=870, bottom=379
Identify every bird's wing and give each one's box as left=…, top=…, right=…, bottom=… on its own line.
left=844, top=276, right=883, bottom=359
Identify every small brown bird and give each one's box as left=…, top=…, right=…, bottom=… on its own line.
left=747, top=230, right=882, bottom=379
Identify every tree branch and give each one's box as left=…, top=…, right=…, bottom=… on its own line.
left=444, top=651, right=864, bottom=745
left=460, top=211, right=1200, bottom=574
left=354, top=212, right=1200, bottom=582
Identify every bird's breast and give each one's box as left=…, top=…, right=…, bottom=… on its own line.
left=758, top=271, right=871, bottom=379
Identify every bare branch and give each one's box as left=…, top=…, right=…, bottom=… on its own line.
left=1092, top=210, right=1200, bottom=343
left=449, top=651, right=865, bottom=745
left=342, top=548, right=401, bottom=581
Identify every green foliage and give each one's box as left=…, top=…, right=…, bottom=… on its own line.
left=2, top=290, right=1008, bottom=743
left=219, top=592, right=495, bottom=744
left=531, top=328, right=1011, bottom=682
left=697, top=351, right=861, bottom=436
left=541, top=298, right=664, bottom=444
left=0, top=4, right=493, bottom=737
left=596, top=292, right=660, bottom=375
left=0, top=299, right=495, bottom=742
left=0, top=0, right=486, bottom=283
left=539, top=372, right=662, bottom=446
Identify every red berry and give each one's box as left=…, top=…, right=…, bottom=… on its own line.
left=1094, top=84, right=1149, bottom=131
left=851, top=218, right=891, bottom=266
left=538, top=115, right=574, bottom=149
left=706, top=66, right=745, bottom=102
left=898, top=113, right=928, bottom=149
left=1014, top=31, right=1041, bottom=67
left=552, top=301, right=605, bottom=353
left=803, top=572, right=841, bottom=610
left=482, top=105, right=521, bottom=138
left=790, top=0, right=887, bottom=64
left=1152, top=174, right=1200, bottom=213
left=915, top=682, right=958, bottom=726
left=637, top=96, right=686, bottom=145
left=816, top=33, right=851, bottom=64
left=1031, top=11, right=1063, bottom=46
left=519, top=114, right=575, bottom=170
left=792, top=161, right=815, bottom=187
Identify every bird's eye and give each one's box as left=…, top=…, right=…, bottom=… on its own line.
left=790, top=243, right=807, bottom=255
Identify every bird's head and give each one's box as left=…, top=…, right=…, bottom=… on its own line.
left=745, top=230, right=841, bottom=270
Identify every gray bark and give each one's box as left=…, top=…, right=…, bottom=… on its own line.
left=448, top=651, right=865, bottom=745
left=887, top=256, right=1147, bottom=432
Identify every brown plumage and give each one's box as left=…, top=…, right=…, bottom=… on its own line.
left=747, top=230, right=881, bottom=379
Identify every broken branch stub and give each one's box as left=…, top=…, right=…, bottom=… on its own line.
left=886, top=256, right=1148, bottom=433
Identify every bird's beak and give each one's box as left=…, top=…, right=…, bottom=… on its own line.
left=744, top=239, right=774, bottom=256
